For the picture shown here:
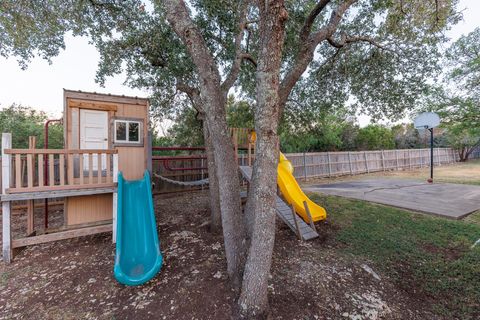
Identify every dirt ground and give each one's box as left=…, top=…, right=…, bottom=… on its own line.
left=1, top=191, right=448, bottom=319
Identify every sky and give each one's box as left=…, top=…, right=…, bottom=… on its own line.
left=0, top=0, right=479, bottom=125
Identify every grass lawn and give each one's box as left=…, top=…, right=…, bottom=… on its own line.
left=310, top=193, right=480, bottom=319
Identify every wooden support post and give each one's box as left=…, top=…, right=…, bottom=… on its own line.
left=88, top=153, right=93, bottom=184
left=364, top=151, right=369, bottom=173
left=303, top=200, right=316, bottom=233
left=327, top=152, right=332, bottom=177
left=290, top=204, right=302, bottom=240
left=2, top=133, right=12, bottom=263
left=67, top=153, right=74, bottom=185
left=15, top=154, right=21, bottom=188
left=112, top=153, right=118, bottom=243
left=97, top=153, right=102, bottom=184
left=49, top=154, right=54, bottom=186
left=27, top=137, right=36, bottom=236
left=79, top=154, right=84, bottom=185
left=59, top=154, right=65, bottom=185
left=38, top=154, right=44, bottom=187
left=248, top=143, right=252, bottom=167
left=348, top=152, right=353, bottom=175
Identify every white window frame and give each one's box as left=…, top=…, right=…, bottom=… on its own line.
left=114, top=119, right=142, bottom=144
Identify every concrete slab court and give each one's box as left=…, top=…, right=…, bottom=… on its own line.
left=306, top=179, right=480, bottom=219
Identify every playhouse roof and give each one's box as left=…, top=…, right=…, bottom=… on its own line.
left=63, top=89, right=149, bottom=106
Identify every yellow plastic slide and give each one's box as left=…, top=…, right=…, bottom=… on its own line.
left=277, top=153, right=327, bottom=222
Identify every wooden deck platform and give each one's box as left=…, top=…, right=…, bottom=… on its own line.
left=239, top=166, right=319, bottom=241
left=1, top=186, right=117, bottom=201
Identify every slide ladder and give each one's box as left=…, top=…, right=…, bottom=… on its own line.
left=114, top=170, right=163, bottom=286
left=239, top=166, right=319, bottom=241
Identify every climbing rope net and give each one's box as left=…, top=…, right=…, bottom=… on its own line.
left=153, top=172, right=209, bottom=186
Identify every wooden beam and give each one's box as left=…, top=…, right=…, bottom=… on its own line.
left=15, top=154, right=21, bottom=188
left=88, top=153, right=93, bottom=184
left=64, top=90, right=148, bottom=105
left=1, top=186, right=116, bottom=201
left=97, top=154, right=102, bottom=184
left=49, top=154, right=54, bottom=186
left=38, top=154, right=44, bottom=187
left=290, top=204, right=302, bottom=240
left=112, top=153, right=118, bottom=243
left=5, top=149, right=118, bottom=155
left=2, top=133, right=12, bottom=263
left=68, top=99, right=118, bottom=112
left=6, top=182, right=116, bottom=194
left=303, top=200, right=317, bottom=233
left=59, top=154, right=65, bottom=185
left=79, top=154, right=84, bottom=185
left=0, top=200, right=64, bottom=213
left=12, top=224, right=112, bottom=248
left=27, top=137, right=36, bottom=236
left=67, top=154, right=74, bottom=185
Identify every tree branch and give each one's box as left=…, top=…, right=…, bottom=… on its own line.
left=327, top=34, right=387, bottom=50
left=176, top=82, right=204, bottom=113
left=163, top=0, right=223, bottom=103
left=299, top=0, right=331, bottom=43
left=221, top=0, right=250, bottom=93
left=279, top=0, right=357, bottom=110
left=240, top=53, right=257, bottom=68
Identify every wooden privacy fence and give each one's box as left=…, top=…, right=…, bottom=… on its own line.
left=280, top=148, right=475, bottom=180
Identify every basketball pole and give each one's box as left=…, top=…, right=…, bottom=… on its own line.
left=429, top=127, right=434, bottom=181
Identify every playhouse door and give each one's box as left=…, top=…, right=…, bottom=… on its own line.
left=80, top=109, right=108, bottom=172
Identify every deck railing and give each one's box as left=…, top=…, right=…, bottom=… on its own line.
left=3, top=148, right=118, bottom=193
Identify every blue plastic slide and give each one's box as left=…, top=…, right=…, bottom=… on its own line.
left=114, top=170, right=163, bottom=286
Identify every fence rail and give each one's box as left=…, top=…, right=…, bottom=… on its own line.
left=275, top=148, right=468, bottom=180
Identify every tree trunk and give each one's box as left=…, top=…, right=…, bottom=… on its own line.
left=204, top=98, right=247, bottom=289
left=239, top=1, right=288, bottom=318
left=202, top=120, right=222, bottom=233
left=164, top=0, right=247, bottom=289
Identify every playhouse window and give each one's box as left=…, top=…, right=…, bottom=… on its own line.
left=115, top=120, right=141, bottom=143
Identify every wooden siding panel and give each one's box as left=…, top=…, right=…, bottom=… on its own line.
left=66, top=194, right=112, bottom=226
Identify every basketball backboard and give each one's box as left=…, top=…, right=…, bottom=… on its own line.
left=414, top=112, right=440, bottom=129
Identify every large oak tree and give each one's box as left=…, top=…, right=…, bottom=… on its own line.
left=1, top=0, right=460, bottom=317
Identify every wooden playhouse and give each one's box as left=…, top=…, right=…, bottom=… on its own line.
left=1, top=90, right=150, bottom=263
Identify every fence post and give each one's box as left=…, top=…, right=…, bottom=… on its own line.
left=2, top=133, right=12, bottom=263
left=395, top=150, right=399, bottom=170
left=364, top=151, right=369, bottom=173
left=348, top=151, right=353, bottom=174
left=419, top=149, right=423, bottom=167
left=200, top=158, right=204, bottom=190
left=327, top=152, right=332, bottom=177
left=303, top=152, right=307, bottom=181
left=112, top=153, right=118, bottom=244
left=381, top=150, right=385, bottom=171
left=436, top=148, right=441, bottom=166
left=407, top=149, right=411, bottom=169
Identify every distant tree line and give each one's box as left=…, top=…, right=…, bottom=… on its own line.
left=0, top=104, right=63, bottom=149
left=163, top=95, right=451, bottom=153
